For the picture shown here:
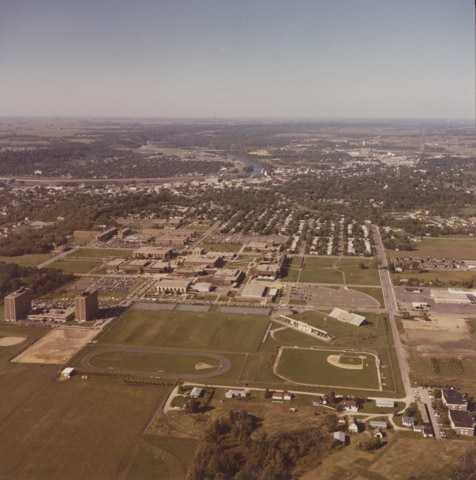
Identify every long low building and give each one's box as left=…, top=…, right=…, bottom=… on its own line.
left=133, top=246, right=175, bottom=260
left=329, top=307, right=366, bottom=326
left=156, top=278, right=191, bottom=294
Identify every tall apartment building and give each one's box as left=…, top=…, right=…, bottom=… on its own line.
left=75, top=289, right=98, bottom=322
left=4, top=287, right=32, bottom=321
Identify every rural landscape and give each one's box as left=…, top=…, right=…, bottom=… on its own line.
left=1, top=117, right=476, bottom=479
left=1, top=0, right=476, bottom=478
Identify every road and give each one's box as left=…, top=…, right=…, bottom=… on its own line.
left=372, top=225, right=413, bottom=402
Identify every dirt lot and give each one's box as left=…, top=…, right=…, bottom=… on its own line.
left=12, top=326, right=100, bottom=365
left=403, top=314, right=476, bottom=357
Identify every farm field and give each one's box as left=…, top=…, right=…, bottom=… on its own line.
left=50, top=259, right=101, bottom=274
left=0, top=374, right=167, bottom=480
left=275, top=347, right=380, bottom=390
left=387, top=237, right=476, bottom=260
left=302, top=434, right=471, bottom=480
left=126, top=435, right=198, bottom=480
left=0, top=253, right=51, bottom=266
left=409, top=353, right=476, bottom=398
left=97, top=306, right=270, bottom=353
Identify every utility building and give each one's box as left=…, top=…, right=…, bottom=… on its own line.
left=4, top=287, right=32, bottom=321
left=75, top=289, right=98, bottom=322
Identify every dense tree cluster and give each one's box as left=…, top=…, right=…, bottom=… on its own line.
left=0, top=262, right=73, bottom=298
left=190, top=410, right=326, bottom=480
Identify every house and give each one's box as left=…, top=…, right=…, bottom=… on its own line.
left=189, top=387, right=204, bottom=399
left=375, top=398, right=395, bottom=409
left=333, top=431, right=347, bottom=444
left=442, top=388, right=468, bottom=411
left=343, top=400, right=360, bottom=413
left=60, top=367, right=75, bottom=380
left=348, top=417, right=359, bottom=433
left=225, top=389, right=249, bottom=400
left=402, top=416, right=415, bottom=428
left=448, top=410, right=475, bottom=436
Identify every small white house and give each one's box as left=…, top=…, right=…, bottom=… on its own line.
left=60, top=367, right=75, bottom=380
left=190, top=387, right=204, bottom=399
left=225, top=389, right=249, bottom=400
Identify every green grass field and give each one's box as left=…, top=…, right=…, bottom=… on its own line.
left=69, top=248, right=133, bottom=258
left=276, top=348, right=380, bottom=390
left=284, top=257, right=380, bottom=286
left=50, top=259, right=101, bottom=274
left=351, top=287, right=385, bottom=306
left=89, top=350, right=222, bottom=375
left=0, top=254, right=51, bottom=266
left=388, top=237, right=476, bottom=260
left=0, top=322, right=173, bottom=480
left=98, top=307, right=270, bottom=353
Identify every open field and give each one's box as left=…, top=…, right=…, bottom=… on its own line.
left=0, top=374, right=168, bottom=480
left=388, top=237, right=476, bottom=260
left=392, top=270, right=476, bottom=287
left=275, top=347, right=380, bottom=390
left=0, top=253, right=51, bottom=266
left=284, top=257, right=380, bottom=286
left=351, top=286, right=385, bottom=306
left=50, top=259, right=101, bottom=274
left=69, top=248, right=133, bottom=258
left=267, top=311, right=402, bottom=396
left=302, top=434, right=471, bottom=480
left=13, top=326, right=100, bottom=365
left=126, top=435, right=198, bottom=480
left=97, top=306, right=270, bottom=353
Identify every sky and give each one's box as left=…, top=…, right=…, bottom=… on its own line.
left=0, top=0, right=473, bottom=119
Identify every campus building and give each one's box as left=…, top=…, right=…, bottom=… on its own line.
left=75, top=289, right=98, bottom=322
left=4, top=287, right=32, bottom=322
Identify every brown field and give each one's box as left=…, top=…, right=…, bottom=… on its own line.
left=12, top=326, right=100, bottom=365
left=388, top=237, right=476, bottom=260
left=302, top=434, right=471, bottom=480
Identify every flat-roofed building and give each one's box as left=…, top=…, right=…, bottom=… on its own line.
left=96, top=227, right=117, bottom=242
left=156, top=278, right=191, bottom=294
left=121, top=259, right=150, bottom=273
left=144, top=261, right=173, bottom=274
left=329, top=307, right=366, bottom=327
left=4, top=287, right=32, bottom=321
left=442, top=388, right=468, bottom=411
left=213, top=268, right=245, bottom=286
left=75, top=289, right=98, bottom=322
left=241, top=283, right=267, bottom=299
left=181, top=254, right=224, bottom=270
left=448, top=410, right=474, bottom=436
left=133, top=246, right=175, bottom=260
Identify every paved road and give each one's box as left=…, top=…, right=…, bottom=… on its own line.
left=372, top=225, right=412, bottom=403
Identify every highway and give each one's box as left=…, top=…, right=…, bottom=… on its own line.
left=372, top=225, right=413, bottom=402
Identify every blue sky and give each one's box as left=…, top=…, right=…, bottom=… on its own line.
left=0, top=0, right=473, bottom=118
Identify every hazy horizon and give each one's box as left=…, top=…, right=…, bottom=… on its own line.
left=1, top=0, right=474, bottom=119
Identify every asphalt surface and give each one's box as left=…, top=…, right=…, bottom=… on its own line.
left=372, top=225, right=413, bottom=402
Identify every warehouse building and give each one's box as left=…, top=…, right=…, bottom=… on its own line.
left=329, top=308, right=366, bottom=326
